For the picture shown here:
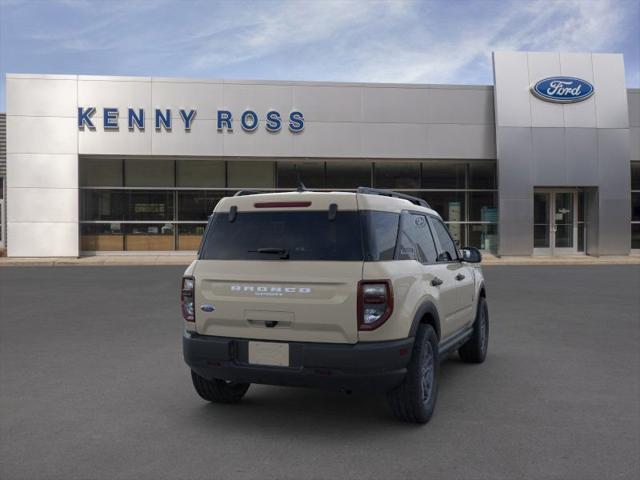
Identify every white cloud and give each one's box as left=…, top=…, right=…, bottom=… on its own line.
left=188, top=0, right=411, bottom=70
left=179, top=0, right=632, bottom=85
left=1, top=0, right=636, bottom=86
left=344, top=0, right=630, bottom=84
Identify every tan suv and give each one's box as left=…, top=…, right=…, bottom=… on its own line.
left=182, top=187, right=488, bottom=423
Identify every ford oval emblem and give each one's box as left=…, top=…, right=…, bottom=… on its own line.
left=531, top=77, right=594, bottom=103
left=200, top=304, right=215, bottom=312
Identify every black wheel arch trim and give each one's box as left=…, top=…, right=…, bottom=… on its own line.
left=478, top=281, right=487, bottom=298
left=408, top=301, right=442, bottom=340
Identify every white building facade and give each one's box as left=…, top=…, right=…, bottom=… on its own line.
left=2, top=51, right=639, bottom=257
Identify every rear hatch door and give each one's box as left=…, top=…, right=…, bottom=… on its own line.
left=194, top=193, right=362, bottom=344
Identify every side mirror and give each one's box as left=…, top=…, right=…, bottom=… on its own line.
left=460, top=246, right=482, bottom=263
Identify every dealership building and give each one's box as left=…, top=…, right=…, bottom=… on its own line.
left=1, top=51, right=639, bottom=257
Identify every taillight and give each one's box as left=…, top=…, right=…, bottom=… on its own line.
left=181, top=276, right=195, bottom=322
left=357, top=280, right=393, bottom=331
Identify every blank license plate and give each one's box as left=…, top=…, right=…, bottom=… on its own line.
left=248, top=341, right=290, bottom=367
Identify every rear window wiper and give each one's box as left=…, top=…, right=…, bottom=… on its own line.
left=248, top=247, right=290, bottom=259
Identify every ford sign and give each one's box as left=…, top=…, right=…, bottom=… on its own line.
left=531, top=77, right=594, bottom=103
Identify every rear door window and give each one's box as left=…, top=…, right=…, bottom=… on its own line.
left=199, top=211, right=363, bottom=261
left=396, top=212, right=438, bottom=263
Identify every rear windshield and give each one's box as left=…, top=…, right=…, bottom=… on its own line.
left=199, top=211, right=364, bottom=261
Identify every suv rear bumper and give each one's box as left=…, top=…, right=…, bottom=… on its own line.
left=183, top=331, right=414, bottom=393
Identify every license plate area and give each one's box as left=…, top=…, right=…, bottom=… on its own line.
left=248, top=341, right=290, bottom=367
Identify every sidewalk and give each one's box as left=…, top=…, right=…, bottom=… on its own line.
left=1, top=253, right=639, bottom=267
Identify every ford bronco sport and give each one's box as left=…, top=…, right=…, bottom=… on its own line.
left=182, top=187, right=488, bottom=423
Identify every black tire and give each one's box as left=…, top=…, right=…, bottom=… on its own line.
left=190, top=370, right=250, bottom=404
left=387, top=324, right=439, bottom=424
left=458, top=296, right=489, bottom=364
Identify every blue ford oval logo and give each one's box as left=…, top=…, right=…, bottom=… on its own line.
left=200, top=304, right=215, bottom=312
left=531, top=77, right=594, bottom=103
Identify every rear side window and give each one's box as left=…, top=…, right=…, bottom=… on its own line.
left=360, top=211, right=399, bottom=261
left=429, top=217, right=459, bottom=261
left=396, top=212, right=438, bottom=263
left=200, top=211, right=363, bottom=261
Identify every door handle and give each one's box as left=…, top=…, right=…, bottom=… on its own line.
left=455, top=273, right=465, bottom=281
left=431, top=277, right=443, bottom=287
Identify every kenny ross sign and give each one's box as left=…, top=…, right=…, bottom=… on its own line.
left=77, top=107, right=304, bottom=133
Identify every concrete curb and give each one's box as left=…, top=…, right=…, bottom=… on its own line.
left=0, top=256, right=196, bottom=267
left=1, top=255, right=639, bottom=267
left=481, top=257, right=640, bottom=266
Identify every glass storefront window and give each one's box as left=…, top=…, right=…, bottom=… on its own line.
left=375, top=162, right=420, bottom=189
left=80, top=223, right=125, bottom=251
left=128, top=191, right=173, bottom=221
left=177, top=160, right=225, bottom=188
left=80, top=158, right=123, bottom=186
left=178, top=191, right=226, bottom=221
left=577, top=191, right=586, bottom=252
left=578, top=224, right=585, bottom=252
left=422, top=162, right=465, bottom=189
left=81, top=190, right=126, bottom=221
left=277, top=162, right=325, bottom=188
left=124, top=159, right=175, bottom=187
left=533, top=192, right=550, bottom=248
left=79, top=159, right=498, bottom=252
left=467, top=223, right=497, bottom=251
left=631, top=162, right=640, bottom=191
left=228, top=161, right=274, bottom=188
left=326, top=161, right=371, bottom=189
left=122, top=223, right=174, bottom=251
left=632, top=192, right=640, bottom=222
left=81, top=190, right=173, bottom=221
left=468, top=162, right=496, bottom=189
left=177, top=224, right=207, bottom=251
left=630, top=164, right=639, bottom=250
left=417, top=191, right=465, bottom=222
left=632, top=224, right=640, bottom=249
left=469, top=191, right=497, bottom=222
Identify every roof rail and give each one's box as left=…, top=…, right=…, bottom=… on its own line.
left=233, top=190, right=265, bottom=197
left=356, top=187, right=431, bottom=209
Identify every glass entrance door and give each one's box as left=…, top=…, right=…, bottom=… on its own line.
left=533, top=190, right=578, bottom=255
left=553, top=192, right=575, bottom=253
left=533, top=192, right=551, bottom=253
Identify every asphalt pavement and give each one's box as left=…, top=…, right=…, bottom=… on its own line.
left=1, top=265, right=639, bottom=480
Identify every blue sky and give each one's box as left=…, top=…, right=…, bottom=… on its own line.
left=0, top=0, right=638, bottom=111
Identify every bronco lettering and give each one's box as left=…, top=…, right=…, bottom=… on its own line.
left=230, top=285, right=312, bottom=294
